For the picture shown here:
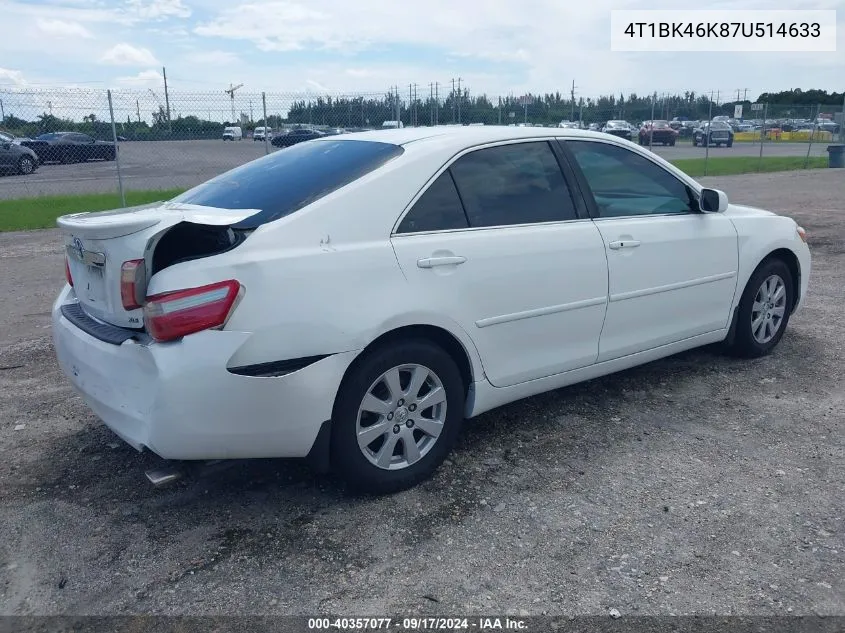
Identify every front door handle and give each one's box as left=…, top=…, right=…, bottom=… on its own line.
left=417, top=256, right=467, bottom=268
left=608, top=240, right=641, bottom=250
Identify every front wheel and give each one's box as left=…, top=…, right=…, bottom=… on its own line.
left=18, top=156, right=36, bottom=175
left=330, top=339, right=465, bottom=494
left=727, top=258, right=794, bottom=358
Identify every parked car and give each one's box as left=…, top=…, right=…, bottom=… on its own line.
left=693, top=121, right=735, bottom=147
left=639, top=120, right=678, bottom=146
left=222, top=126, right=243, bottom=141
left=19, top=132, right=116, bottom=164
left=270, top=128, right=324, bottom=147
left=601, top=120, right=634, bottom=140
left=0, top=130, right=31, bottom=145
left=52, top=127, right=811, bottom=493
left=0, top=137, right=39, bottom=175
left=252, top=126, right=272, bottom=141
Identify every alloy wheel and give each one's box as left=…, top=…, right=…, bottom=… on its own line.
left=356, top=363, right=447, bottom=470
left=751, top=274, right=787, bottom=344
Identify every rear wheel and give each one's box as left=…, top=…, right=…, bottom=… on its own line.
left=18, top=156, right=35, bottom=175
left=330, top=339, right=465, bottom=494
left=727, top=138, right=734, bottom=148
left=727, top=258, right=794, bottom=358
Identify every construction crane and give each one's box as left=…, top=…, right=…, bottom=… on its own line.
left=225, top=83, right=243, bottom=124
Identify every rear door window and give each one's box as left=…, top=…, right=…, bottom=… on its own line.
left=170, top=139, right=404, bottom=228
left=396, top=171, right=469, bottom=233
left=449, top=141, right=579, bottom=228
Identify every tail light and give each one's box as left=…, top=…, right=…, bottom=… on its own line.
left=143, top=280, right=241, bottom=343
left=120, top=259, right=146, bottom=310
left=65, top=257, right=73, bottom=287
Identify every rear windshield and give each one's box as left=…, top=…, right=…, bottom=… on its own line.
left=170, top=139, right=404, bottom=228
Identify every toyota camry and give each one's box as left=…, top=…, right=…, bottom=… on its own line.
left=52, top=126, right=811, bottom=493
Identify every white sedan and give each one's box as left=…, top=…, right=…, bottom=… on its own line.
left=52, top=127, right=811, bottom=493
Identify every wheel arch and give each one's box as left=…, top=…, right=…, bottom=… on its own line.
left=763, top=247, right=801, bottom=312
left=309, top=322, right=480, bottom=476
left=340, top=324, right=476, bottom=404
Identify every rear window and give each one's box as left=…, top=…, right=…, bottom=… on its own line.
left=170, top=139, right=404, bottom=228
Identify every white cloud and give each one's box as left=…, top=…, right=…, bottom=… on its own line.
left=101, top=43, right=160, bottom=66
left=125, top=0, right=191, bottom=20
left=116, top=69, right=164, bottom=86
left=36, top=18, right=94, bottom=38
left=0, top=67, right=27, bottom=86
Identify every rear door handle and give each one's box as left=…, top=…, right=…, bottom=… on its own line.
left=417, top=256, right=467, bottom=268
left=608, top=240, right=641, bottom=250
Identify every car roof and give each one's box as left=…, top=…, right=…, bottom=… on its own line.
left=314, top=125, right=621, bottom=151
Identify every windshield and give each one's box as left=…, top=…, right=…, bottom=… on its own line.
left=652, top=121, right=670, bottom=128
left=170, top=139, right=405, bottom=228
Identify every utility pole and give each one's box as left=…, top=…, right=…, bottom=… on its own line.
left=451, top=78, right=456, bottom=123
left=570, top=80, right=576, bottom=122
left=457, top=77, right=462, bottom=123
left=0, top=98, right=4, bottom=123
left=435, top=82, right=439, bottom=126
left=430, top=83, right=434, bottom=126
left=225, top=82, right=244, bottom=124
left=249, top=100, right=253, bottom=123
left=162, top=66, right=171, bottom=132
left=47, top=101, right=53, bottom=116
left=136, top=100, right=141, bottom=123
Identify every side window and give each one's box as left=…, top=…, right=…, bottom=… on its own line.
left=566, top=140, right=696, bottom=218
left=449, top=141, right=578, bottom=228
left=72, top=134, right=91, bottom=143
left=397, top=171, right=468, bottom=234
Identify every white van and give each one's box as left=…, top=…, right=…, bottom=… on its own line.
left=253, top=126, right=272, bottom=141
left=222, top=126, right=243, bottom=141
left=381, top=120, right=404, bottom=129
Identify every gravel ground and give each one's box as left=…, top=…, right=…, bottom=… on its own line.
left=0, top=137, right=831, bottom=199
left=0, top=170, right=843, bottom=617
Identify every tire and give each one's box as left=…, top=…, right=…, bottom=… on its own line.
left=727, top=258, right=794, bottom=358
left=61, top=150, right=76, bottom=164
left=18, top=156, right=36, bottom=175
left=692, top=137, right=698, bottom=147
left=727, top=139, right=734, bottom=148
left=669, top=139, right=676, bottom=146
left=330, top=339, right=465, bottom=494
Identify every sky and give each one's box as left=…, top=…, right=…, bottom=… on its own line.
left=0, top=0, right=842, bottom=122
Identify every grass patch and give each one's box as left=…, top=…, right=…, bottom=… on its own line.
left=670, top=156, right=828, bottom=177
left=0, top=188, right=185, bottom=232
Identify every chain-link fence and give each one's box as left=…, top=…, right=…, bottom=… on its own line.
left=1, top=86, right=842, bottom=203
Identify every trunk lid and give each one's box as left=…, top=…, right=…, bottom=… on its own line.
left=57, top=201, right=257, bottom=328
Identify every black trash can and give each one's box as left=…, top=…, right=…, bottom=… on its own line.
left=827, top=144, right=844, bottom=168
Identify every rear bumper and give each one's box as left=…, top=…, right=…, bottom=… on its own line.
left=52, top=286, right=358, bottom=460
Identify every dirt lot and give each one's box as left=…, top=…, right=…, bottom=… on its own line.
left=0, top=170, right=843, bottom=617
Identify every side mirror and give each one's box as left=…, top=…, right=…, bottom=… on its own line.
left=700, top=187, right=729, bottom=213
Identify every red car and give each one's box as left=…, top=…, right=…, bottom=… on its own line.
left=639, top=120, right=678, bottom=146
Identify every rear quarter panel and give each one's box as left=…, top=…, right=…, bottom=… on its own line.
left=143, top=145, right=487, bottom=379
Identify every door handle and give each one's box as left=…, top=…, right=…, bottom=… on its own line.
left=608, top=240, right=641, bottom=250
left=417, top=256, right=467, bottom=268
